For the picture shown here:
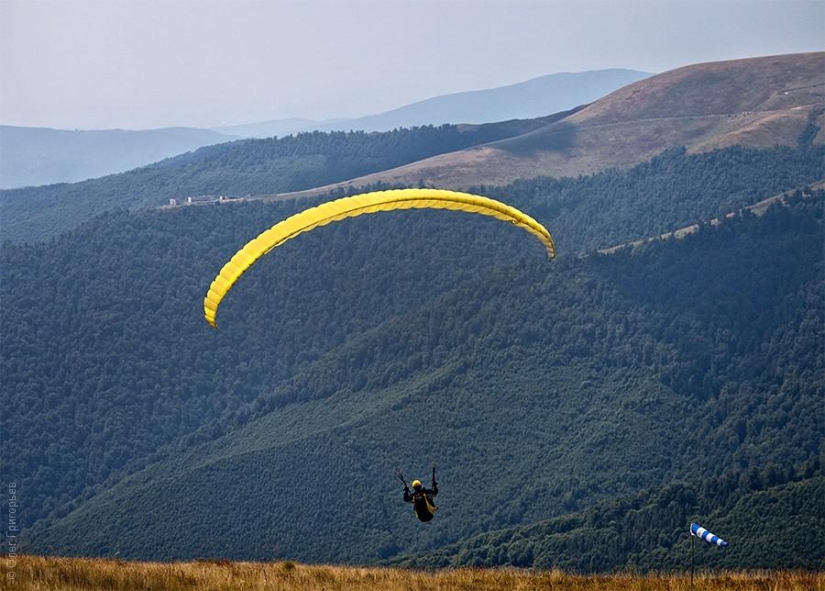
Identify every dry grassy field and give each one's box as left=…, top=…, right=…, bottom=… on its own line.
left=1, top=555, right=822, bottom=591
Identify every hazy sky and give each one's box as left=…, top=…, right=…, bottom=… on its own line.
left=2, top=0, right=823, bottom=129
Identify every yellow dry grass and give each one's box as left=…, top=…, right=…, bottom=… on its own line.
left=1, top=555, right=823, bottom=591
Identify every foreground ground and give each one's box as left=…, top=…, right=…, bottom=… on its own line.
left=1, top=555, right=822, bottom=590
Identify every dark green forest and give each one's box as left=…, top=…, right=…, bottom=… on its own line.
left=483, top=144, right=825, bottom=252
left=0, top=120, right=543, bottom=244
left=3, top=158, right=823, bottom=569
left=393, top=462, right=824, bottom=572
left=2, top=144, right=821, bottom=529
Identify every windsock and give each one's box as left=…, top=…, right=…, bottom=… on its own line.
left=691, top=522, right=728, bottom=547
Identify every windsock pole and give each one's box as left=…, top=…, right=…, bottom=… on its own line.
left=690, top=530, right=695, bottom=588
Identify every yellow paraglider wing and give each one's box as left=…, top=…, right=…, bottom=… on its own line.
left=204, top=188, right=555, bottom=328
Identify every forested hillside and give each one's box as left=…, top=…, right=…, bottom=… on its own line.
left=7, top=182, right=822, bottom=566
left=2, top=144, right=821, bottom=533
left=0, top=121, right=543, bottom=244
left=393, top=462, right=824, bottom=571
left=478, top=144, right=824, bottom=252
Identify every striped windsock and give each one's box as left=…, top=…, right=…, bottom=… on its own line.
left=691, top=522, right=728, bottom=547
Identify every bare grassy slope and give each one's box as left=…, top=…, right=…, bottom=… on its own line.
left=568, top=53, right=824, bottom=123
left=284, top=53, right=824, bottom=195
left=3, top=556, right=822, bottom=591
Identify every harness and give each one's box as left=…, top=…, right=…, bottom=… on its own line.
left=412, top=491, right=437, bottom=522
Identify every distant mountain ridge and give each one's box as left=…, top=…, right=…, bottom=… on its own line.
left=210, top=117, right=332, bottom=139
left=311, top=69, right=651, bottom=132
left=209, top=70, right=651, bottom=138
left=0, top=126, right=237, bottom=189
left=0, top=69, right=649, bottom=188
